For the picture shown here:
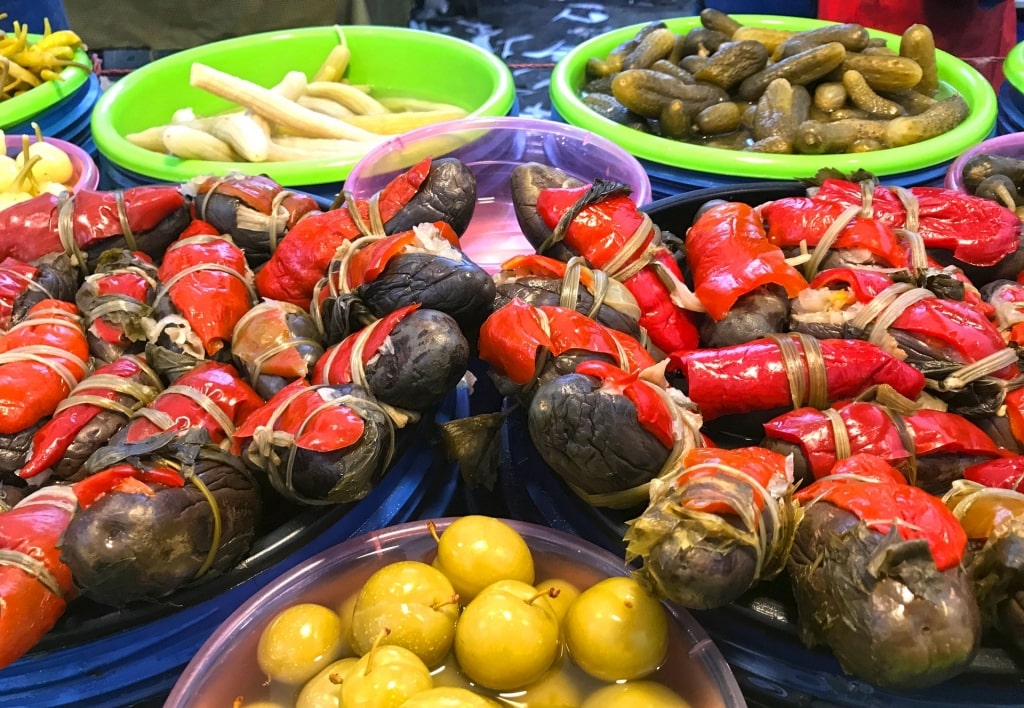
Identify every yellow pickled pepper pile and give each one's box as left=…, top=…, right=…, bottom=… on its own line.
left=0, top=14, right=89, bottom=99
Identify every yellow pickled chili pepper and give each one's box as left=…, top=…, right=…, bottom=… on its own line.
left=35, top=30, right=85, bottom=52
left=0, top=16, right=91, bottom=101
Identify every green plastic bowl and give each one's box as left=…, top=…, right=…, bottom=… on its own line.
left=1004, top=39, right=1024, bottom=95
left=0, top=34, right=91, bottom=129
left=551, top=15, right=997, bottom=182
left=91, top=25, right=517, bottom=187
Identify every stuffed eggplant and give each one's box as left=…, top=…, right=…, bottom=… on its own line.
left=231, top=299, right=324, bottom=399
left=233, top=379, right=392, bottom=505
left=625, top=446, right=800, bottom=609
left=0, top=253, right=78, bottom=331
left=312, top=222, right=495, bottom=345
left=312, top=304, right=468, bottom=420
left=790, top=456, right=980, bottom=689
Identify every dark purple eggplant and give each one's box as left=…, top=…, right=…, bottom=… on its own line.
left=527, top=372, right=670, bottom=495
left=379, top=157, right=477, bottom=237
left=0, top=481, right=26, bottom=511
left=320, top=251, right=496, bottom=346
left=61, top=453, right=262, bottom=606
left=0, top=422, right=39, bottom=476
left=699, top=284, right=790, bottom=347
left=789, top=493, right=980, bottom=689
left=318, top=308, right=469, bottom=415
left=237, top=382, right=392, bottom=505
left=7, top=253, right=78, bottom=326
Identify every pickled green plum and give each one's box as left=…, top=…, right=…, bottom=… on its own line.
left=536, top=578, right=580, bottom=625
left=340, top=645, right=433, bottom=708
left=257, top=603, right=344, bottom=685
left=433, top=516, right=535, bottom=603
left=398, top=687, right=501, bottom=707
left=454, top=580, right=560, bottom=691
left=565, top=577, right=669, bottom=682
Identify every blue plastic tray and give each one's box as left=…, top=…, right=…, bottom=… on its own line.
left=997, top=80, right=1024, bottom=136
left=0, top=381, right=469, bottom=708
left=5, top=74, right=100, bottom=151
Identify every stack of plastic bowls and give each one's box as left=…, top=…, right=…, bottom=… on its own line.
left=0, top=38, right=99, bottom=154
left=999, top=41, right=1024, bottom=135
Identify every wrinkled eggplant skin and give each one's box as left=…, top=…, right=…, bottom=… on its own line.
left=0, top=481, right=27, bottom=510
left=11, top=254, right=78, bottom=325
left=788, top=318, right=857, bottom=341
left=495, top=279, right=642, bottom=340
left=0, top=423, right=37, bottom=475
left=356, top=253, right=496, bottom=341
left=700, top=285, right=790, bottom=348
left=528, top=372, right=669, bottom=494
left=50, top=410, right=132, bottom=483
left=383, top=158, right=477, bottom=236
left=510, top=163, right=584, bottom=263
left=973, top=414, right=1022, bottom=455
left=489, top=352, right=617, bottom=403
left=61, top=458, right=261, bottom=606
left=966, top=529, right=1024, bottom=652
left=365, top=309, right=469, bottom=412
left=84, top=206, right=192, bottom=270
left=789, top=501, right=980, bottom=690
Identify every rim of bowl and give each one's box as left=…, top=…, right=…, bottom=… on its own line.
left=0, top=35, right=91, bottom=129
left=550, top=15, right=997, bottom=181
left=944, top=131, right=1024, bottom=192
left=165, top=517, right=745, bottom=707
left=345, top=115, right=654, bottom=206
left=1005, top=40, right=1024, bottom=95
left=90, top=26, right=517, bottom=185
left=3, top=134, right=99, bottom=193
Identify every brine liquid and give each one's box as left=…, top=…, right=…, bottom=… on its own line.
left=455, top=160, right=536, bottom=274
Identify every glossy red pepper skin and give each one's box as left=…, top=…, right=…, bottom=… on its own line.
left=312, top=304, right=418, bottom=385
left=477, top=299, right=655, bottom=386
left=0, top=300, right=89, bottom=434
left=824, top=453, right=910, bottom=485
left=193, top=174, right=318, bottom=225
left=795, top=471, right=967, bottom=571
left=233, top=379, right=366, bottom=454
left=535, top=186, right=699, bottom=353
left=811, top=268, right=1017, bottom=379
left=764, top=401, right=1006, bottom=480
left=0, top=486, right=78, bottom=670
left=157, top=228, right=252, bottom=357
left=675, top=446, right=790, bottom=516
left=0, top=186, right=187, bottom=263
left=121, top=361, right=263, bottom=447
left=669, top=337, right=926, bottom=420
left=18, top=356, right=160, bottom=480
left=763, top=179, right=1019, bottom=267
left=964, top=456, right=1024, bottom=492
left=72, top=463, right=185, bottom=509
left=256, top=158, right=433, bottom=307
left=687, top=202, right=808, bottom=321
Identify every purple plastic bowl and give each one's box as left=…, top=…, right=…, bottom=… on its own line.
left=944, top=132, right=1024, bottom=193
left=165, top=518, right=745, bottom=708
left=344, top=116, right=653, bottom=273
left=3, top=133, right=99, bottom=194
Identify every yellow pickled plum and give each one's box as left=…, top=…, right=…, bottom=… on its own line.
left=506, top=656, right=598, bottom=707
left=580, top=681, right=691, bottom=708
left=339, top=644, right=433, bottom=708
left=257, top=603, right=345, bottom=685
left=536, top=578, right=580, bottom=625
left=433, top=516, right=535, bottom=603
left=296, top=657, right=359, bottom=708
left=454, top=580, right=560, bottom=691
left=0, top=191, right=33, bottom=210
left=565, top=577, right=669, bottom=682
left=351, top=561, right=459, bottom=668
left=16, top=141, right=73, bottom=185
left=398, top=687, right=500, bottom=707
left=35, top=181, right=70, bottom=196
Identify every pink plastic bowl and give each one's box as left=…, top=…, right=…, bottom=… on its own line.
left=165, top=518, right=745, bottom=708
left=3, top=134, right=100, bottom=194
left=344, top=116, right=653, bottom=273
left=944, top=132, right=1024, bottom=194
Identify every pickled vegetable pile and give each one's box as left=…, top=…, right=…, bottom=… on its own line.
left=244, top=516, right=693, bottom=708
left=0, top=157, right=489, bottom=669
left=580, top=11, right=969, bottom=154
